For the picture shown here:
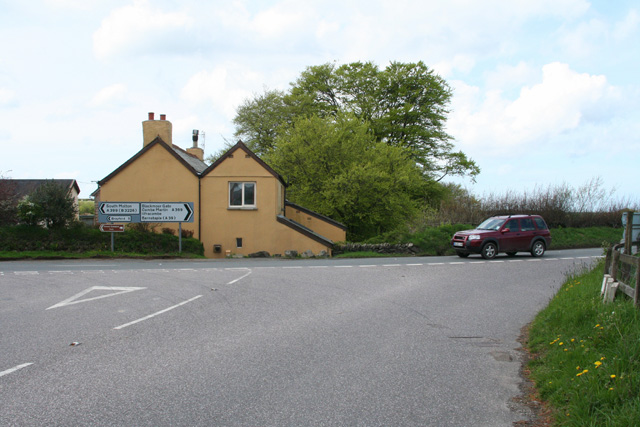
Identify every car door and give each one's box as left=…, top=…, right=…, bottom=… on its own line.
left=499, top=218, right=521, bottom=252
left=517, top=217, right=537, bottom=251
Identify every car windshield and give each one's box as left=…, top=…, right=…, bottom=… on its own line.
left=477, top=218, right=505, bottom=231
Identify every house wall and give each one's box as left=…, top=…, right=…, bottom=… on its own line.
left=98, top=144, right=200, bottom=237
left=285, top=205, right=346, bottom=243
left=200, top=149, right=331, bottom=258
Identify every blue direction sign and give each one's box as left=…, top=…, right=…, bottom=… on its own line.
left=140, top=203, right=194, bottom=223
left=98, top=202, right=194, bottom=223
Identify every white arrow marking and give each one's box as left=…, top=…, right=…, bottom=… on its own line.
left=46, top=286, right=146, bottom=310
left=0, top=363, right=33, bottom=378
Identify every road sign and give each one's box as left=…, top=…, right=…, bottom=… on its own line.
left=140, top=202, right=194, bottom=223
left=107, top=215, right=132, bottom=222
left=99, top=202, right=140, bottom=215
left=97, top=202, right=194, bottom=223
left=100, top=224, right=125, bottom=232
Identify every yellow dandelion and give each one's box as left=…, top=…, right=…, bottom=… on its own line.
left=559, top=342, right=564, bottom=346
left=609, top=387, right=614, bottom=391
left=610, top=375, right=616, bottom=379
left=571, top=338, right=575, bottom=342
left=594, top=361, right=602, bottom=368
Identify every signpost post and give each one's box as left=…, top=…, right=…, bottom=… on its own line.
left=99, top=224, right=125, bottom=252
left=97, top=202, right=194, bottom=253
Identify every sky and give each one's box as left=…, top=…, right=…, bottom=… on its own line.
left=1, top=0, right=639, bottom=202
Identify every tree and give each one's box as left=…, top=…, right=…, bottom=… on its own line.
left=17, top=181, right=77, bottom=228
left=233, top=89, right=291, bottom=156
left=0, top=174, right=18, bottom=225
left=265, top=114, right=436, bottom=240
left=234, top=61, right=479, bottom=181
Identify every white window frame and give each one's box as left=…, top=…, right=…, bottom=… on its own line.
left=229, top=182, right=256, bottom=209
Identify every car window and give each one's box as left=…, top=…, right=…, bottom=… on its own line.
left=477, top=218, right=505, bottom=230
left=521, top=218, right=535, bottom=231
left=504, top=219, right=519, bottom=231
left=534, top=218, right=548, bottom=230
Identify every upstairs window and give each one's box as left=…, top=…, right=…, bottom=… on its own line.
left=229, top=182, right=256, bottom=208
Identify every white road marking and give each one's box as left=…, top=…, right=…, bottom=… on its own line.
left=14, top=271, right=39, bottom=275
left=335, top=265, right=353, bottom=268
left=383, top=264, right=401, bottom=267
left=227, top=270, right=252, bottom=285
left=47, top=286, right=146, bottom=310
left=113, top=295, right=203, bottom=330
left=0, top=363, right=33, bottom=378
left=407, top=264, right=423, bottom=266
left=359, top=265, right=376, bottom=268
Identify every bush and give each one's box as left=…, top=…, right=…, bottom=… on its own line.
left=0, top=224, right=204, bottom=256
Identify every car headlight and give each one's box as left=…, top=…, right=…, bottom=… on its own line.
left=468, top=234, right=481, bottom=240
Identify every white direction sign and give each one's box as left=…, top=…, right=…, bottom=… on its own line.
left=141, top=203, right=194, bottom=223
left=99, top=203, right=140, bottom=215
left=46, top=286, right=146, bottom=310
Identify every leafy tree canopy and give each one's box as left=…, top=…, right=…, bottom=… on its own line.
left=234, top=61, right=479, bottom=181
left=17, top=181, right=77, bottom=229
left=265, top=114, right=440, bottom=240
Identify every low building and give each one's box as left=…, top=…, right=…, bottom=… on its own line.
left=94, top=113, right=346, bottom=258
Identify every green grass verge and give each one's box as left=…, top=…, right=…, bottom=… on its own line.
left=526, top=261, right=640, bottom=425
left=549, top=227, right=623, bottom=250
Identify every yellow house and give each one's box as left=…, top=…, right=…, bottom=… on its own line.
left=95, top=113, right=346, bottom=258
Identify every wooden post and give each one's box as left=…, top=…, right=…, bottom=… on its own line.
left=604, top=247, right=612, bottom=275
left=611, top=249, right=620, bottom=282
left=635, top=257, right=640, bottom=307
left=623, top=210, right=634, bottom=255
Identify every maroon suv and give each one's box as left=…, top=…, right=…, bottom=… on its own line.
left=451, top=215, right=552, bottom=259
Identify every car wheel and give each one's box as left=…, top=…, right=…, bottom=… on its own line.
left=506, top=252, right=517, bottom=257
left=456, top=251, right=469, bottom=258
left=531, top=241, right=545, bottom=257
left=481, top=242, right=497, bottom=260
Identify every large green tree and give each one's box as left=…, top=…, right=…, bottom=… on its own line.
left=234, top=61, right=479, bottom=181
left=265, top=114, right=436, bottom=240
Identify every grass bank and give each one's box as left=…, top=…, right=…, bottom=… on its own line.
left=525, top=262, right=640, bottom=425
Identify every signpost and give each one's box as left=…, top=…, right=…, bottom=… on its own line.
left=99, top=223, right=125, bottom=252
left=97, top=202, right=195, bottom=253
left=99, top=224, right=125, bottom=232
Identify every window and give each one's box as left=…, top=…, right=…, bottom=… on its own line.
left=520, top=218, right=535, bottom=231
left=229, top=182, right=256, bottom=208
left=534, top=217, right=548, bottom=230
left=236, top=238, right=243, bottom=248
left=504, top=219, right=520, bottom=232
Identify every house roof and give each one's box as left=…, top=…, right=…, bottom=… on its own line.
left=98, top=137, right=207, bottom=186
left=202, top=140, right=287, bottom=187
left=1, top=179, right=80, bottom=199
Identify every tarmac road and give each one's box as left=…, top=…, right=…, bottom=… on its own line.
left=0, top=249, right=602, bottom=426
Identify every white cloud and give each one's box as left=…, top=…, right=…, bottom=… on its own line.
left=613, top=9, right=639, bottom=41
left=250, top=1, right=310, bottom=39
left=180, top=64, right=263, bottom=119
left=89, top=83, right=128, bottom=108
left=0, top=88, right=18, bottom=108
left=93, top=0, right=191, bottom=60
left=450, top=63, right=619, bottom=150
